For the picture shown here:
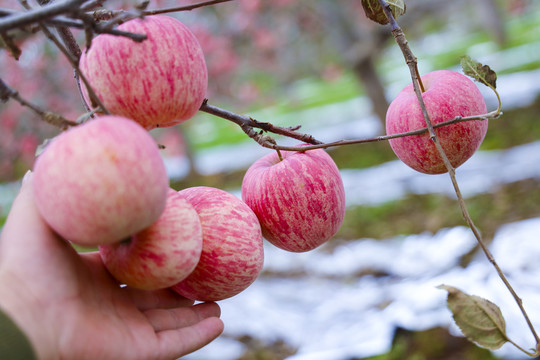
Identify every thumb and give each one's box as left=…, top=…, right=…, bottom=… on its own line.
left=2, top=171, right=45, bottom=237
left=0, top=171, right=65, bottom=260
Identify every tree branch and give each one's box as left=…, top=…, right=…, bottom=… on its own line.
left=378, top=0, right=540, bottom=353
left=143, top=0, right=235, bottom=15
left=0, top=78, right=78, bottom=129
left=200, top=99, right=499, bottom=152
left=0, top=8, right=147, bottom=41
left=199, top=100, right=323, bottom=146
left=89, top=0, right=235, bottom=22
left=0, top=0, right=88, bottom=32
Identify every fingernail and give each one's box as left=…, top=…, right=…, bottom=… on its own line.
left=22, top=170, right=32, bottom=185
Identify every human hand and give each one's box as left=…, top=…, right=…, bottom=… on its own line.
left=0, top=172, right=224, bottom=360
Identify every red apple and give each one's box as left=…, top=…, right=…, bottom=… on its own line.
left=241, top=148, right=346, bottom=252
left=79, top=15, right=208, bottom=130
left=385, top=70, right=488, bottom=174
left=171, top=187, right=264, bottom=301
left=33, top=116, right=169, bottom=246
left=99, top=189, right=203, bottom=290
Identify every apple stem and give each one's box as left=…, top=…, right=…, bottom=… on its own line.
left=276, top=149, right=283, bottom=162
left=492, top=84, right=502, bottom=115
left=380, top=0, right=540, bottom=354
left=415, top=67, right=426, bottom=93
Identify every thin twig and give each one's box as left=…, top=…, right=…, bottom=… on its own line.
left=143, top=0, right=234, bottom=15
left=199, top=100, right=323, bottom=145
left=0, top=78, right=78, bottom=129
left=200, top=99, right=498, bottom=152
left=15, top=0, right=109, bottom=115
left=378, top=0, right=540, bottom=353
left=0, top=9, right=147, bottom=40
left=89, top=0, right=235, bottom=22
left=37, top=22, right=110, bottom=114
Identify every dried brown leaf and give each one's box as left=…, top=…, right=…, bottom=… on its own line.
left=460, top=55, right=497, bottom=89
left=361, top=0, right=406, bottom=25
left=438, top=285, right=508, bottom=350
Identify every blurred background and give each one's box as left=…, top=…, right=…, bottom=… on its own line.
left=1, top=0, right=540, bottom=359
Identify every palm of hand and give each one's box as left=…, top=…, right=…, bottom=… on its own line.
left=0, top=176, right=223, bottom=360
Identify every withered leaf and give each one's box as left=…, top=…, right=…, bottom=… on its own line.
left=438, top=285, right=508, bottom=350
left=361, top=0, right=406, bottom=25
left=460, top=55, right=497, bottom=89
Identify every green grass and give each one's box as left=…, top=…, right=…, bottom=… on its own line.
left=480, top=94, right=540, bottom=150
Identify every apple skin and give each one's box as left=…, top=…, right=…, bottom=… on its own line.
left=79, top=15, right=207, bottom=130
left=99, top=189, right=203, bottom=290
left=33, top=116, right=169, bottom=246
left=385, top=70, right=488, bottom=174
left=171, top=187, right=264, bottom=301
left=241, top=148, right=346, bottom=252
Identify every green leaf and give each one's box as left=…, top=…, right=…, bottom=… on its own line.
left=438, top=285, right=509, bottom=350
left=361, top=0, right=406, bottom=25
left=460, top=55, right=498, bottom=89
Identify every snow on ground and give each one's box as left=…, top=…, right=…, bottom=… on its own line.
left=185, top=217, right=540, bottom=360
left=342, top=140, right=540, bottom=206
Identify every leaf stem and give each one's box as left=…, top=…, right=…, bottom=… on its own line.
left=415, top=65, right=426, bottom=93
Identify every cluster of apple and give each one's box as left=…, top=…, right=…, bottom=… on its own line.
left=32, top=11, right=489, bottom=301
left=31, top=15, right=347, bottom=302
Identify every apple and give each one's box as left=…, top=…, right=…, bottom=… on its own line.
left=79, top=15, right=208, bottom=130
left=171, top=187, right=264, bottom=301
left=385, top=70, right=488, bottom=174
left=33, top=116, right=169, bottom=246
left=99, top=189, right=203, bottom=290
left=241, top=148, right=346, bottom=252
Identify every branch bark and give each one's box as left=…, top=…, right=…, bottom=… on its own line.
left=377, top=0, right=540, bottom=354
left=199, top=99, right=498, bottom=152
left=0, top=0, right=87, bottom=32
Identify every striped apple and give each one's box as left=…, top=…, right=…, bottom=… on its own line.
left=171, top=187, right=264, bottom=301
left=99, top=189, right=203, bottom=290
left=241, top=148, right=346, bottom=252
left=33, top=116, right=169, bottom=246
left=386, top=70, right=488, bottom=174
left=80, top=15, right=207, bottom=130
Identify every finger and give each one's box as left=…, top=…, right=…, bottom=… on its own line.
left=0, top=172, right=55, bottom=246
left=144, top=302, right=221, bottom=332
left=156, top=316, right=224, bottom=359
left=123, top=287, right=195, bottom=310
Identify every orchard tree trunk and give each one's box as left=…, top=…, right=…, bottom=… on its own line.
left=320, top=1, right=390, bottom=128
left=476, top=0, right=506, bottom=46
left=353, top=56, right=389, bottom=127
